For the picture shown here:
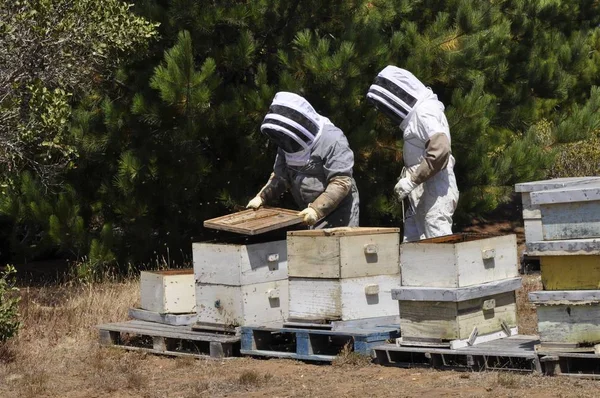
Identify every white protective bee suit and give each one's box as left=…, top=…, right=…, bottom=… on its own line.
left=248, top=92, right=360, bottom=229
left=367, top=66, right=459, bottom=242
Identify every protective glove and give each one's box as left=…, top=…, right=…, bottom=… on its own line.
left=246, top=196, right=263, bottom=210
left=394, top=178, right=418, bottom=201
left=298, top=207, right=320, bottom=226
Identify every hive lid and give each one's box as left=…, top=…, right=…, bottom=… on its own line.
left=204, top=207, right=303, bottom=235
left=514, top=177, right=600, bottom=193
left=531, top=181, right=600, bottom=205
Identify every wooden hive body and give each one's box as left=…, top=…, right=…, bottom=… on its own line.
left=140, top=269, right=196, bottom=314
left=195, top=280, right=288, bottom=327
left=527, top=239, right=600, bottom=290
left=531, top=181, right=600, bottom=241
left=193, top=240, right=287, bottom=286
left=288, top=275, right=400, bottom=321
left=394, top=278, right=521, bottom=342
left=401, top=234, right=519, bottom=288
left=529, top=291, right=600, bottom=345
left=515, top=177, right=600, bottom=243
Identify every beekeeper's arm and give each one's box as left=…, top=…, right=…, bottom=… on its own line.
left=247, top=151, right=290, bottom=209
left=395, top=114, right=451, bottom=200
left=299, top=139, right=354, bottom=225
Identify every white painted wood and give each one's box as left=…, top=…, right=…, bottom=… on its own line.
left=540, top=201, right=600, bottom=240
left=515, top=177, right=600, bottom=193
left=524, top=219, right=543, bottom=243
left=529, top=290, right=600, bottom=303
left=195, top=280, right=288, bottom=326
left=339, top=233, right=400, bottom=278
left=536, top=303, right=600, bottom=344
left=128, top=308, right=197, bottom=326
left=193, top=240, right=287, bottom=286
left=531, top=181, right=600, bottom=205
left=392, top=277, right=522, bottom=302
left=521, top=193, right=541, bottom=219
left=288, top=274, right=400, bottom=321
left=401, top=235, right=518, bottom=288
left=340, top=274, right=401, bottom=320
left=287, top=229, right=400, bottom=278
left=399, top=326, right=520, bottom=349
left=516, top=178, right=600, bottom=243
left=140, top=270, right=196, bottom=314
left=398, top=291, right=518, bottom=341
left=527, top=239, right=600, bottom=256
left=449, top=327, right=518, bottom=350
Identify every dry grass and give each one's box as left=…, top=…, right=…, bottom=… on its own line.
left=516, top=274, right=543, bottom=335
left=1, top=271, right=600, bottom=397
left=332, top=341, right=374, bottom=367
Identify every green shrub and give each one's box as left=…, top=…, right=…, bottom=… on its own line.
left=0, top=265, right=20, bottom=343
left=549, top=133, right=600, bottom=178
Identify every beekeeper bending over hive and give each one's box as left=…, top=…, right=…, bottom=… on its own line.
left=246, top=92, right=360, bottom=229
left=367, top=66, right=459, bottom=242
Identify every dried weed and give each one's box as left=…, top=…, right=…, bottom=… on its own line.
left=332, top=342, right=373, bottom=367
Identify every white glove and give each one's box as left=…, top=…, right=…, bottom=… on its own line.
left=246, top=196, right=263, bottom=210
left=298, top=207, right=319, bottom=226
left=394, top=178, right=418, bottom=201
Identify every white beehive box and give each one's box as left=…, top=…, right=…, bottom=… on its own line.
left=531, top=181, right=600, bottom=241
left=393, top=278, right=521, bottom=343
left=515, top=177, right=600, bottom=243
left=193, top=239, right=289, bottom=327
left=285, top=227, right=400, bottom=322
left=288, top=274, right=400, bottom=321
left=529, top=290, right=600, bottom=345
left=140, top=269, right=196, bottom=314
left=287, top=227, right=400, bottom=278
left=195, top=280, right=288, bottom=326
left=401, top=234, right=518, bottom=288
left=193, top=240, right=287, bottom=286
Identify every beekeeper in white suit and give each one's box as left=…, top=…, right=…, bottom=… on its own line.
left=367, top=66, right=459, bottom=241
left=247, top=92, right=360, bottom=229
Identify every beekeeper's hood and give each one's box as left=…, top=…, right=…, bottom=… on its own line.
left=367, top=66, right=441, bottom=129
left=261, top=92, right=330, bottom=166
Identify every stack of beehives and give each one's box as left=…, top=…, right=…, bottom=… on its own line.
left=286, top=227, right=401, bottom=323
left=517, top=179, right=600, bottom=351
left=392, top=234, right=522, bottom=349
left=192, top=238, right=289, bottom=329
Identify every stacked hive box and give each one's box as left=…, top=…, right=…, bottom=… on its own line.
left=515, top=177, right=600, bottom=246
left=523, top=181, right=600, bottom=349
left=140, top=269, right=196, bottom=314
left=193, top=240, right=289, bottom=328
left=392, top=234, right=521, bottom=348
left=286, top=227, right=400, bottom=322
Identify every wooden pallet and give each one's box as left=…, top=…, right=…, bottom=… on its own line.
left=203, top=207, right=303, bottom=235
left=98, top=320, right=240, bottom=359
left=539, top=352, right=600, bottom=378
left=240, top=324, right=400, bottom=362
left=373, top=335, right=542, bottom=373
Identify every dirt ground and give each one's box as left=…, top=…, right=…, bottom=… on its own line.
left=2, top=222, right=600, bottom=397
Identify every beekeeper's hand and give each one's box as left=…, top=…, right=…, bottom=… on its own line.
left=246, top=196, right=263, bottom=210
left=394, top=178, right=418, bottom=201
left=298, top=207, right=319, bottom=226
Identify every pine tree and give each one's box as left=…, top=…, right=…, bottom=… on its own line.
left=4, top=0, right=600, bottom=268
